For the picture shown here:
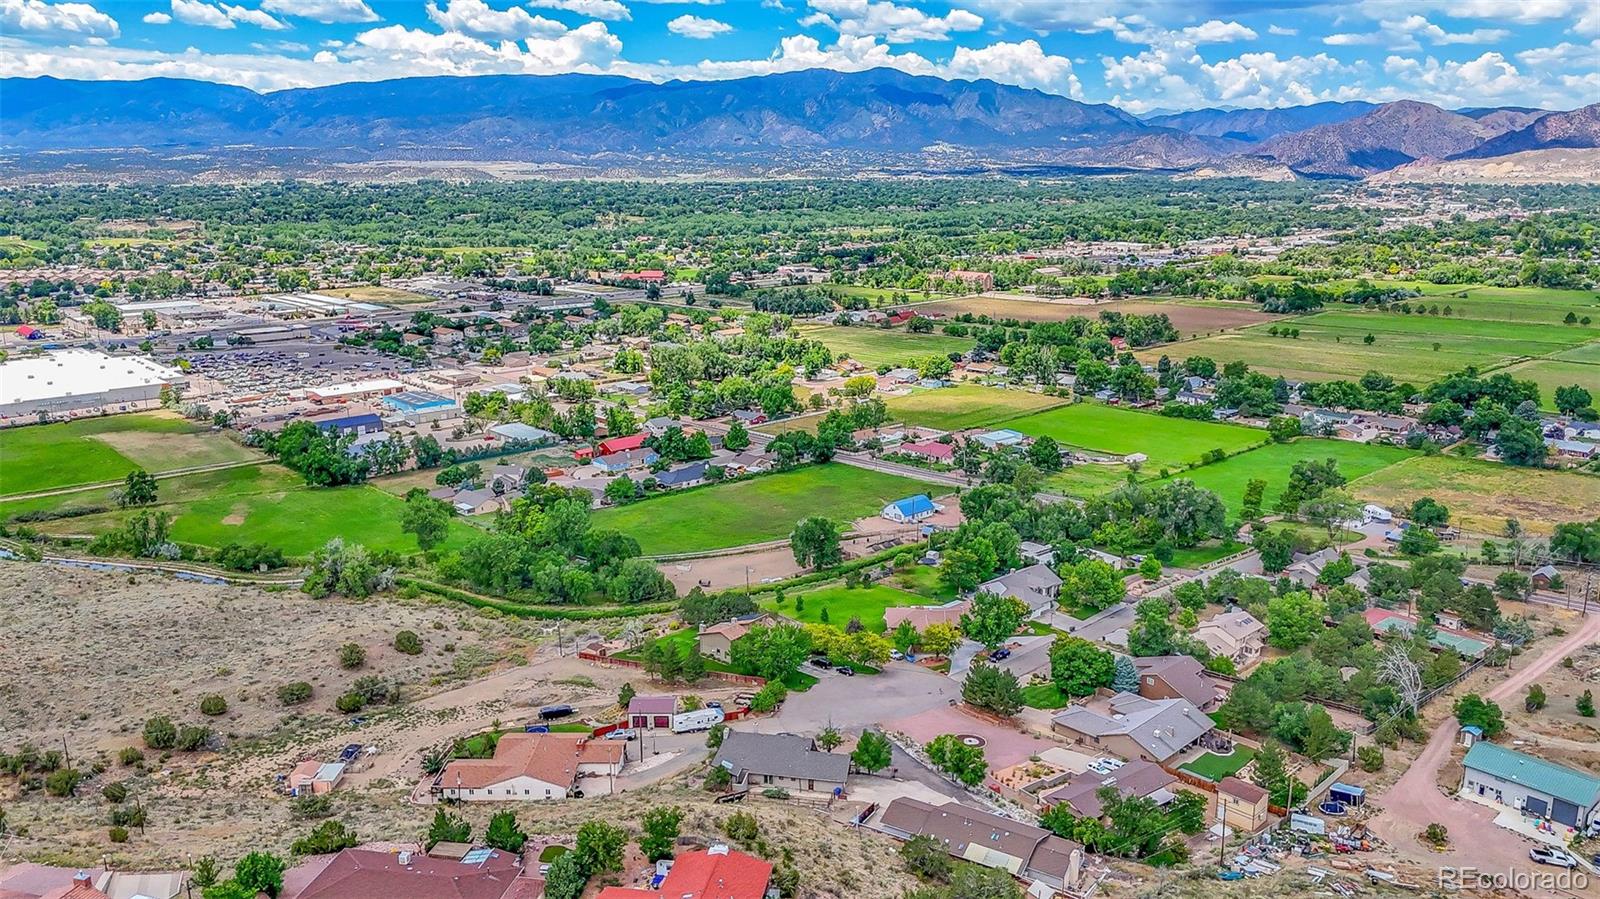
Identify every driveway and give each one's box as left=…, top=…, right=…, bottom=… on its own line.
left=1052, top=602, right=1134, bottom=643
left=1366, top=611, right=1600, bottom=890
left=757, top=662, right=958, bottom=735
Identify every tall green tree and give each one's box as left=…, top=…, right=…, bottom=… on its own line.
left=790, top=516, right=843, bottom=569
left=962, top=663, right=1023, bottom=716
left=1049, top=637, right=1115, bottom=697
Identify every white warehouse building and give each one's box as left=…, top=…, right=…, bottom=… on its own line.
left=0, top=349, right=185, bottom=420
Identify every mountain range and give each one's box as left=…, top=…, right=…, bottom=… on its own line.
left=3, top=68, right=1596, bottom=182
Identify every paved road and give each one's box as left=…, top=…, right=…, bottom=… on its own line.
left=1049, top=601, right=1135, bottom=643
left=1367, top=611, right=1600, bottom=892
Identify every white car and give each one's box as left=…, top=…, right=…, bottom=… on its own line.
left=889, top=650, right=904, bottom=661
left=1529, top=846, right=1578, bottom=868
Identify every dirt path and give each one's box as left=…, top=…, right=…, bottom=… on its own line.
left=1367, top=613, right=1600, bottom=891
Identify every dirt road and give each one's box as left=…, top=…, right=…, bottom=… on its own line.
left=1367, top=612, right=1600, bottom=894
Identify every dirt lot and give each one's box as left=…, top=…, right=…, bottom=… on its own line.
left=913, top=295, right=1277, bottom=336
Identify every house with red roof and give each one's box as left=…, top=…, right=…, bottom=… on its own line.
left=896, top=440, right=954, bottom=462
left=594, top=845, right=772, bottom=899
left=280, top=847, right=533, bottom=899
left=575, top=432, right=649, bottom=461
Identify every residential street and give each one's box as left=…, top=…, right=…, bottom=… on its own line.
left=1366, top=611, right=1600, bottom=892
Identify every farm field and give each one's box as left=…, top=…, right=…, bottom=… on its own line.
left=0, top=412, right=260, bottom=496
left=1500, top=359, right=1600, bottom=409
left=590, top=463, right=933, bottom=555
left=1000, top=403, right=1266, bottom=469
left=884, top=384, right=1069, bottom=431
left=1147, top=309, right=1597, bottom=383
left=1345, top=282, right=1600, bottom=325
left=1349, top=455, right=1600, bottom=536
left=23, top=463, right=479, bottom=555
left=828, top=284, right=949, bottom=303
left=766, top=583, right=931, bottom=633
left=911, top=295, right=1277, bottom=336
left=1554, top=343, right=1600, bottom=364
left=796, top=324, right=975, bottom=368
left=1178, top=439, right=1415, bottom=516
left=0, top=463, right=272, bottom=523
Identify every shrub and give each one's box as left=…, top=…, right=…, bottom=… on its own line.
left=199, top=695, right=228, bottom=717
left=109, top=825, right=129, bottom=843
left=175, top=725, right=212, bottom=752
left=335, top=693, right=365, bottom=714
left=277, top=682, right=313, bottom=706
left=44, top=768, right=82, bottom=797
left=394, top=630, right=424, bottom=655
left=748, top=681, right=788, bottom=712
left=1421, top=823, right=1448, bottom=847
left=102, top=782, right=129, bottom=803
left=1356, top=746, right=1384, bottom=773
left=339, top=642, right=366, bottom=669
left=118, top=747, right=144, bottom=766
left=292, top=794, right=333, bottom=820
left=142, top=716, right=177, bottom=750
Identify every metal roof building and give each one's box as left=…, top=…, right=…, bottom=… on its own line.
left=0, top=349, right=184, bottom=419
left=1461, top=741, right=1600, bottom=830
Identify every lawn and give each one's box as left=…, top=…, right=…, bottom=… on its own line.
left=1146, top=306, right=1597, bottom=383
left=590, top=463, right=934, bottom=555
left=24, top=464, right=478, bottom=555
left=1178, top=438, right=1415, bottom=516
left=767, top=582, right=932, bottom=633
left=1350, top=455, right=1600, bottom=537
left=1499, top=359, right=1600, bottom=410
left=1179, top=746, right=1256, bottom=781
left=0, top=412, right=259, bottom=496
left=795, top=324, right=975, bottom=369
left=1021, top=683, right=1071, bottom=709
left=999, top=403, right=1265, bottom=470
left=884, top=384, right=1069, bottom=431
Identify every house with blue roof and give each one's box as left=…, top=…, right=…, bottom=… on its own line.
left=882, top=494, right=940, bottom=524
left=1460, top=741, right=1600, bottom=831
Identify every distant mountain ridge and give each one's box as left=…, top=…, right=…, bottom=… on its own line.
left=2, top=69, right=1595, bottom=182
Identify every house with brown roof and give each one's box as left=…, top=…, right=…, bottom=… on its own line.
left=696, top=613, right=772, bottom=663
left=280, top=847, right=532, bottom=899
left=1217, top=776, right=1270, bottom=834
left=1192, top=610, right=1267, bottom=668
left=1040, top=759, right=1180, bottom=820
left=882, top=600, right=970, bottom=632
left=1050, top=694, right=1216, bottom=764
left=434, top=732, right=624, bottom=801
left=1133, top=655, right=1219, bottom=710
left=878, top=798, right=1082, bottom=891
left=627, top=694, right=678, bottom=730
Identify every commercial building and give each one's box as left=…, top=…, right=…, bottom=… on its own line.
left=306, top=378, right=405, bottom=405
left=380, top=390, right=459, bottom=424
left=0, top=349, right=184, bottom=419
left=1460, top=742, right=1600, bottom=831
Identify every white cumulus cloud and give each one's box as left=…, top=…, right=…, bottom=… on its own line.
left=803, top=0, right=983, bottom=43
left=667, top=14, right=731, bottom=39
left=527, top=0, right=631, bottom=21
left=945, top=39, right=1081, bottom=97
left=424, top=0, right=565, bottom=40
left=1, top=0, right=119, bottom=39
left=143, top=11, right=172, bottom=24
left=260, top=0, right=378, bottom=24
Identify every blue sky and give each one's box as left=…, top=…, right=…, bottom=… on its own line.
left=1, top=0, right=1596, bottom=112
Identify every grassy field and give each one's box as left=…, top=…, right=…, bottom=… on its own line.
left=0, top=413, right=260, bottom=496
left=1179, top=746, right=1256, bottom=781
left=1500, top=359, right=1600, bottom=410
left=22, top=464, right=478, bottom=555
left=767, top=583, right=932, bottom=633
left=1555, top=342, right=1600, bottom=364
left=1148, top=306, right=1598, bottom=383
left=590, top=464, right=934, bottom=555
left=796, top=324, right=975, bottom=368
left=1001, top=403, right=1266, bottom=468
left=912, top=296, right=1276, bottom=336
left=1339, top=282, right=1600, bottom=325
left=1178, top=439, right=1415, bottom=515
left=1350, top=455, right=1600, bottom=536
left=884, top=384, right=1069, bottom=431
left=318, top=285, right=435, bottom=305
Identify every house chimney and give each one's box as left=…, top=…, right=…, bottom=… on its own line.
left=73, top=872, right=93, bottom=886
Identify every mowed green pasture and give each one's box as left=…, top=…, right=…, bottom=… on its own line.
left=20, top=463, right=477, bottom=555
left=885, top=385, right=1069, bottom=431
left=1350, top=455, right=1600, bottom=537
left=1501, top=359, right=1600, bottom=410
left=796, top=324, right=976, bottom=369
left=1351, top=282, right=1600, bottom=324
left=766, top=583, right=931, bottom=633
left=590, top=463, right=933, bottom=555
left=1148, top=309, right=1595, bottom=383
left=1178, top=439, right=1415, bottom=516
left=0, top=412, right=259, bottom=496
left=1000, top=403, right=1266, bottom=468
left=1555, top=343, right=1600, bottom=364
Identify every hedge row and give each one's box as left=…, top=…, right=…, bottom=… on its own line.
left=400, top=577, right=674, bottom=620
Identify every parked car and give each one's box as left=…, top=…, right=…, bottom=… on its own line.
left=889, top=650, right=904, bottom=661
left=836, top=666, right=856, bottom=676
left=1529, top=846, right=1578, bottom=868
left=809, top=657, right=833, bottom=669
left=606, top=729, right=637, bottom=741
left=989, top=648, right=1011, bottom=661
left=705, top=700, right=723, bottom=710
